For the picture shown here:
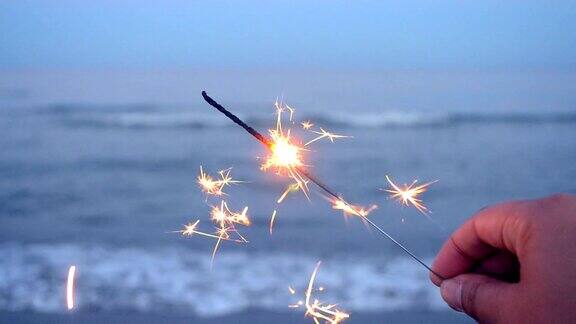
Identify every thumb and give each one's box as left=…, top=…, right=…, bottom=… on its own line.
left=440, top=274, right=514, bottom=322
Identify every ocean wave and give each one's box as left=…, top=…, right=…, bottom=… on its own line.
left=0, top=243, right=444, bottom=316
left=54, top=109, right=576, bottom=130
left=21, top=102, right=576, bottom=129
left=63, top=111, right=233, bottom=129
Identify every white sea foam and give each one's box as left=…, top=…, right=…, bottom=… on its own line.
left=0, top=243, right=446, bottom=316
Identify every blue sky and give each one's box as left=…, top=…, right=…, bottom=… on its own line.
left=1, top=0, right=575, bottom=69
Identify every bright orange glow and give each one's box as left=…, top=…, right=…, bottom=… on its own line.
left=260, top=101, right=310, bottom=201
left=266, top=132, right=303, bottom=169
left=384, top=175, right=437, bottom=215
left=66, top=265, right=76, bottom=310
left=260, top=101, right=351, bottom=207
left=290, top=262, right=350, bottom=324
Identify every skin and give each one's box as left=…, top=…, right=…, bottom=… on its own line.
left=430, top=193, right=576, bottom=323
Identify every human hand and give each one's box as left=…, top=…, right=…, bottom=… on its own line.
left=430, top=194, right=576, bottom=323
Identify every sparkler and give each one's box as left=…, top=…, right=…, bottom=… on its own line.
left=384, top=175, right=437, bottom=215
left=201, top=91, right=444, bottom=280
left=290, top=262, right=349, bottom=324
left=66, top=265, right=76, bottom=310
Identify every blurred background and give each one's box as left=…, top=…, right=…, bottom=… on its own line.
left=1, top=1, right=575, bottom=323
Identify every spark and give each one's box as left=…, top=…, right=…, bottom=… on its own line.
left=207, top=201, right=250, bottom=263
left=384, top=175, right=437, bottom=215
left=301, top=120, right=314, bottom=130
left=331, top=198, right=378, bottom=218
left=197, top=166, right=241, bottom=196
left=176, top=201, right=250, bottom=265
left=66, top=265, right=76, bottom=310
left=176, top=220, right=244, bottom=242
left=210, top=201, right=250, bottom=227
left=269, top=209, right=277, bottom=235
left=290, top=262, right=349, bottom=324
left=305, top=128, right=350, bottom=146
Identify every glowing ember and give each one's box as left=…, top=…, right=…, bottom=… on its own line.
left=331, top=198, right=378, bottom=218
left=384, top=175, right=437, bottom=215
left=197, top=166, right=241, bottom=196
left=290, top=262, right=350, bottom=324
left=66, top=265, right=76, bottom=310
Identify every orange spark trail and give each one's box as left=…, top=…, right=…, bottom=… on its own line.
left=66, top=265, right=76, bottom=310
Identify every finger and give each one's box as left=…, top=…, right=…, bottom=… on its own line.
left=441, top=273, right=516, bottom=322
left=474, top=251, right=519, bottom=282
left=431, top=199, right=533, bottom=285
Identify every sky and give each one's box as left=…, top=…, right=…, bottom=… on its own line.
left=1, top=0, right=576, bottom=69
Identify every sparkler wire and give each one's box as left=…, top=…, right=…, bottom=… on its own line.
left=201, top=91, right=445, bottom=280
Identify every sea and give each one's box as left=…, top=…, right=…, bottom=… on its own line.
left=0, top=68, right=575, bottom=323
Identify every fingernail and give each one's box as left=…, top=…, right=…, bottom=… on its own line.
left=441, top=279, right=463, bottom=312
